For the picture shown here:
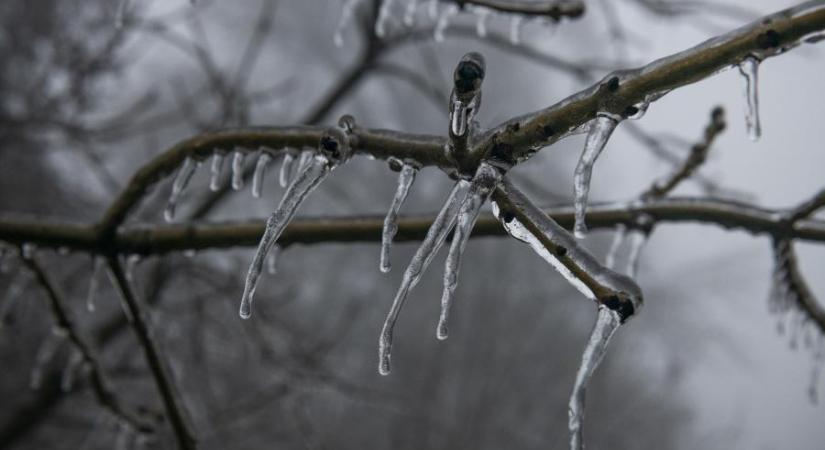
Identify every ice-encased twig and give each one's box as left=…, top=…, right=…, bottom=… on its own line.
left=378, top=180, right=470, bottom=375
left=568, top=306, right=622, bottom=450
left=438, top=162, right=501, bottom=340
left=240, top=155, right=334, bottom=319
left=738, top=56, right=761, bottom=141
left=252, top=152, right=272, bottom=198
left=380, top=163, right=419, bottom=273
left=574, top=114, right=619, bottom=238
left=163, top=157, right=197, bottom=223
left=86, top=256, right=104, bottom=312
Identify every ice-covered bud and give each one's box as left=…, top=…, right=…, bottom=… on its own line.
left=453, top=52, right=485, bottom=98
left=318, top=128, right=353, bottom=164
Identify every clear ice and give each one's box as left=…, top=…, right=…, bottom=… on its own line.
left=574, top=115, right=619, bottom=238
left=381, top=163, right=418, bottom=273
left=738, top=56, right=761, bottom=141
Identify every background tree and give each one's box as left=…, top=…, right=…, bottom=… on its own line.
left=1, top=1, right=824, bottom=449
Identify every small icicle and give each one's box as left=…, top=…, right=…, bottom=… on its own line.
left=433, top=4, right=458, bottom=42
left=438, top=162, right=500, bottom=340
left=266, top=246, right=280, bottom=275
left=334, top=0, right=360, bottom=47
left=21, top=243, right=36, bottom=260
left=573, top=114, right=619, bottom=238
left=125, top=254, right=141, bottom=282
left=569, top=306, right=623, bottom=450
left=240, top=155, right=335, bottom=319
left=509, top=15, right=523, bottom=45
left=378, top=180, right=470, bottom=375
left=30, top=330, right=66, bottom=390
left=0, top=273, right=28, bottom=328
left=279, top=151, right=295, bottom=188
left=738, top=56, right=761, bottom=141
left=252, top=152, right=272, bottom=198
left=164, top=157, right=197, bottom=222
left=403, top=0, right=418, bottom=26
left=474, top=7, right=490, bottom=37
left=625, top=229, right=647, bottom=278
left=115, top=0, right=129, bottom=28
left=115, top=422, right=134, bottom=450
left=380, top=162, right=418, bottom=273
left=61, top=348, right=84, bottom=392
left=209, top=151, right=225, bottom=192
left=86, top=256, right=104, bottom=313
left=427, top=0, right=438, bottom=20
left=809, top=338, right=825, bottom=404
left=375, top=0, right=394, bottom=38
left=604, top=225, right=627, bottom=270
left=231, top=150, right=245, bottom=191
left=296, top=149, right=314, bottom=174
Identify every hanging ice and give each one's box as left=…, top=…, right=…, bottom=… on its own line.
left=403, top=0, right=418, bottom=26
left=810, top=338, right=825, bottom=404
left=86, top=256, right=104, bottom=312
left=252, top=152, right=272, bottom=198
left=375, top=0, right=394, bottom=38
left=378, top=180, right=470, bottom=375
left=30, top=330, right=66, bottom=390
left=509, top=15, right=523, bottom=45
left=61, top=348, right=84, bottom=392
left=334, top=0, right=360, bottom=47
left=438, top=162, right=500, bottom=340
left=279, top=151, right=295, bottom=188
left=266, top=246, right=280, bottom=275
left=573, top=114, right=619, bottom=238
left=568, top=306, right=622, bottom=450
left=240, top=130, right=351, bottom=319
left=231, top=150, right=245, bottom=190
left=115, top=0, right=129, bottom=28
left=380, top=162, right=418, bottom=273
left=125, top=254, right=141, bottom=282
left=474, top=7, right=490, bottom=38
left=434, top=4, right=458, bottom=42
left=604, top=225, right=627, bottom=270
left=738, top=56, right=761, bottom=141
left=296, top=149, right=314, bottom=174
left=164, top=157, right=197, bottom=223
left=0, top=273, right=27, bottom=329
left=209, top=151, right=225, bottom=192
left=625, top=229, right=647, bottom=278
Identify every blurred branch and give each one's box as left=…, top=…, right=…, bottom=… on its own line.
left=447, top=0, right=585, bottom=20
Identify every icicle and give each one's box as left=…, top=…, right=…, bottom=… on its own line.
left=809, top=338, right=825, bottom=404
left=569, top=306, right=622, bottom=450
left=433, top=4, right=458, bottom=42
left=279, top=152, right=296, bottom=188
left=30, top=330, right=66, bottom=390
left=125, top=254, right=141, bottom=282
left=474, top=7, right=490, bottom=38
left=164, top=157, right=197, bottom=222
left=334, top=0, right=360, bottom=47
left=625, top=229, right=647, bottom=278
left=296, top=149, right=314, bottom=174
left=231, top=150, right=245, bottom=190
left=115, top=0, right=129, bottom=28
left=378, top=180, right=470, bottom=375
left=738, top=56, right=761, bottom=141
left=509, top=15, right=523, bottom=45
left=427, top=0, right=438, bottom=20
left=604, top=225, right=627, bottom=270
left=106, top=267, right=134, bottom=323
left=115, top=422, right=134, bottom=450
left=380, top=163, right=418, bottom=273
left=0, top=273, right=28, bottom=329
left=266, top=246, right=280, bottom=275
left=252, top=152, right=272, bottom=198
left=438, top=163, right=500, bottom=340
left=375, top=0, right=394, bottom=38
left=61, top=348, right=84, bottom=392
left=573, top=114, right=619, bottom=238
left=240, top=155, right=336, bottom=319
left=209, top=151, right=225, bottom=192
left=21, top=243, right=36, bottom=260
left=403, top=0, right=418, bottom=26
left=86, top=256, right=104, bottom=313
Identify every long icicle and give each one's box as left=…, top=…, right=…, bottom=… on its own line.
left=239, top=155, right=334, bottom=319
left=438, top=162, right=500, bottom=340
left=380, top=163, right=418, bottom=273
left=252, top=152, right=272, bottom=198
left=574, top=114, right=619, bottom=238
left=378, top=180, right=470, bottom=375
left=163, top=157, right=198, bottom=223
left=738, top=56, right=761, bottom=141
left=568, top=306, right=623, bottom=450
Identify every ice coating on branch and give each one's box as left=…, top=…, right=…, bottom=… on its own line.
left=86, top=256, right=104, bottom=312
left=252, top=152, right=272, bottom=198
left=61, top=348, right=84, bottom=392
left=279, top=151, right=295, bottom=188
left=266, top=246, right=280, bottom=275
left=438, top=162, right=501, bottom=340
left=375, top=0, right=394, bottom=38
left=738, top=56, right=761, bottom=141
left=231, top=150, right=245, bottom=190
left=568, top=306, right=622, bottom=450
left=164, top=157, right=197, bottom=223
left=240, top=130, right=351, bottom=319
left=474, top=7, right=490, bottom=37
left=574, top=114, right=619, bottom=238
left=378, top=180, right=470, bottom=375
left=509, top=15, right=523, bottom=45
left=209, top=150, right=225, bottom=192
left=434, top=4, right=458, bottom=42
left=30, top=330, right=66, bottom=390
left=380, top=162, right=418, bottom=273
left=450, top=53, right=485, bottom=138
left=334, top=0, right=360, bottom=47
left=403, top=0, right=418, bottom=26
